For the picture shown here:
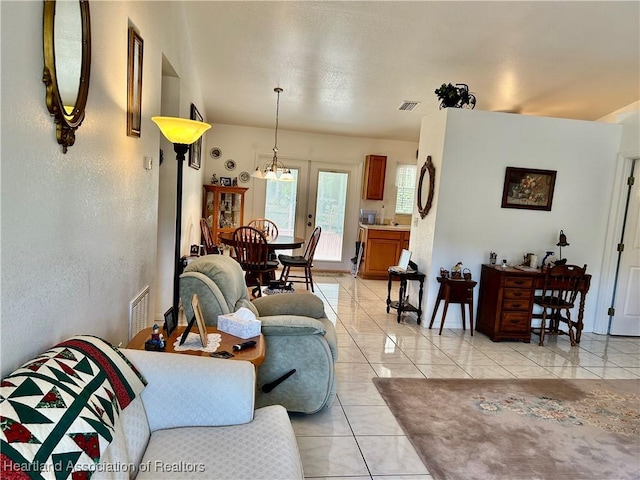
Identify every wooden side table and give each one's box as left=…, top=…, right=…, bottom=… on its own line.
left=386, top=269, right=426, bottom=324
left=429, top=277, right=478, bottom=335
left=127, top=326, right=265, bottom=366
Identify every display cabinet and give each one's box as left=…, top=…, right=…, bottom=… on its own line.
left=202, top=185, right=248, bottom=245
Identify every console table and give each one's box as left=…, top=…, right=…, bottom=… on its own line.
left=386, top=269, right=426, bottom=324
left=476, top=264, right=591, bottom=343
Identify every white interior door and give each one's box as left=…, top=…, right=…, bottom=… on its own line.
left=610, top=158, right=640, bottom=336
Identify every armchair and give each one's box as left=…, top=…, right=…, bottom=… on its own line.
left=180, top=255, right=337, bottom=414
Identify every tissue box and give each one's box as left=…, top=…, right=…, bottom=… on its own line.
left=218, top=312, right=261, bottom=339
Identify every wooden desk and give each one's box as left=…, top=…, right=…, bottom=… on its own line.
left=127, top=326, right=265, bottom=366
left=218, top=232, right=305, bottom=251
left=429, top=277, right=478, bottom=335
left=476, top=264, right=591, bottom=343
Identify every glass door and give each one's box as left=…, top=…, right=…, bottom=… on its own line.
left=257, top=158, right=360, bottom=271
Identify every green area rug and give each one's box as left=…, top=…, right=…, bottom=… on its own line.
left=373, top=378, right=640, bottom=480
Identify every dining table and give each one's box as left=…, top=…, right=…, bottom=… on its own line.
left=218, top=231, right=305, bottom=252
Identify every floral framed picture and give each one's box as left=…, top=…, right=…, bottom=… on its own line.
left=501, top=167, right=557, bottom=211
left=189, top=103, right=203, bottom=170
left=127, top=27, right=143, bottom=137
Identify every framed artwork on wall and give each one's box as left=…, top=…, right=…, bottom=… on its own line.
left=127, top=27, right=143, bottom=137
left=501, top=167, right=557, bottom=211
left=189, top=103, right=203, bottom=169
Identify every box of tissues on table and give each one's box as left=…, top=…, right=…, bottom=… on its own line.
left=217, top=307, right=262, bottom=339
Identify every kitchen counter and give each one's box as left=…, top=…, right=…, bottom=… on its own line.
left=359, top=223, right=411, bottom=232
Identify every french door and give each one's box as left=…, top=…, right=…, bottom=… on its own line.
left=253, top=156, right=361, bottom=271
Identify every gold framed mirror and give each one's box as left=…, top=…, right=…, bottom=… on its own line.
left=43, top=0, right=91, bottom=153
left=417, top=155, right=436, bottom=219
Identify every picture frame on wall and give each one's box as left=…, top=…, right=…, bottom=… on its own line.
left=501, top=167, right=557, bottom=211
left=127, top=27, right=143, bottom=137
left=220, top=176, right=232, bottom=186
left=189, top=103, right=203, bottom=169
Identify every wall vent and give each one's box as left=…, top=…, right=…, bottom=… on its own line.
left=129, top=286, right=150, bottom=340
left=398, top=101, right=420, bottom=111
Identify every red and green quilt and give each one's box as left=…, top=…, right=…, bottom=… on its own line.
left=0, top=336, right=146, bottom=480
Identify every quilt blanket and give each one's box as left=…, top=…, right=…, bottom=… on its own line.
left=0, top=336, right=146, bottom=480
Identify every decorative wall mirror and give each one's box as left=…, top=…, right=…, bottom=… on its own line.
left=417, top=155, right=436, bottom=218
left=43, top=0, right=91, bottom=153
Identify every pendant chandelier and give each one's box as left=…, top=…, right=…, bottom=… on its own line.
left=251, top=87, right=294, bottom=181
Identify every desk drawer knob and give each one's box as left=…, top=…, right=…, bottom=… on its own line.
left=512, top=303, right=522, bottom=308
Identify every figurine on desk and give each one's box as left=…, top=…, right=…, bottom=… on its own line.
left=145, top=323, right=166, bottom=351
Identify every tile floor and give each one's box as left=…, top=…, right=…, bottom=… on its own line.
left=289, top=274, right=640, bottom=480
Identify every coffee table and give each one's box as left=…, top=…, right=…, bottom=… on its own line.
left=127, top=326, right=265, bottom=366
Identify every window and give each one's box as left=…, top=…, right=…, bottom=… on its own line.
left=395, top=164, right=417, bottom=214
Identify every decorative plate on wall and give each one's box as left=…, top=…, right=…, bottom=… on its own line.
left=239, top=171, right=250, bottom=183
left=210, top=147, right=222, bottom=159
left=225, top=159, right=236, bottom=171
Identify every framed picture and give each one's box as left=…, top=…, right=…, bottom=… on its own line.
left=189, top=103, right=203, bottom=170
left=501, top=167, right=557, bottom=211
left=127, top=28, right=143, bottom=137
left=220, top=176, right=232, bottom=186
left=163, top=307, right=176, bottom=336
left=191, top=294, right=208, bottom=348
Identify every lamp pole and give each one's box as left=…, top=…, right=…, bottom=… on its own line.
left=173, top=142, right=190, bottom=319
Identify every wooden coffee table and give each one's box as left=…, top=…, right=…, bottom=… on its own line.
left=127, top=326, right=265, bottom=366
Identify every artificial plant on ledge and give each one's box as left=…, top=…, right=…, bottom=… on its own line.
left=434, top=83, right=476, bottom=109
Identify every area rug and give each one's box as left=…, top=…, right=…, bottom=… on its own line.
left=373, top=378, right=640, bottom=480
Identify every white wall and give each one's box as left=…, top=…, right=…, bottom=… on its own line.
left=412, top=109, right=622, bottom=333
left=0, top=1, right=205, bottom=376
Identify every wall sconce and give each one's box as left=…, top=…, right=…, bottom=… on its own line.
left=152, top=116, right=211, bottom=320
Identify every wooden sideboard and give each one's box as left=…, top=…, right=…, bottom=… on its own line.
left=476, top=264, right=591, bottom=343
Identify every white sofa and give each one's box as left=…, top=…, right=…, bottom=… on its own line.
left=0, top=338, right=303, bottom=480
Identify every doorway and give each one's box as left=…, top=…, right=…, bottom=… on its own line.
left=608, top=158, right=639, bottom=335
left=253, top=156, right=361, bottom=271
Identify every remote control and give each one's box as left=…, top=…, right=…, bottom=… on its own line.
left=232, top=340, right=256, bottom=351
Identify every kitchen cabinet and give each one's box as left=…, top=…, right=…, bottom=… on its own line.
left=202, top=185, right=248, bottom=245
left=358, top=226, right=410, bottom=279
left=362, top=155, right=387, bottom=200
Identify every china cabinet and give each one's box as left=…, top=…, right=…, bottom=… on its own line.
left=202, top=185, right=248, bottom=244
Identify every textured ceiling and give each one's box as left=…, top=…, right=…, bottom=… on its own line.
left=182, top=1, right=640, bottom=142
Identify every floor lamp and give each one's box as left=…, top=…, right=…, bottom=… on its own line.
left=151, top=116, right=211, bottom=325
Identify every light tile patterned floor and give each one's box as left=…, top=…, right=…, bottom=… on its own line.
left=288, top=274, right=640, bottom=480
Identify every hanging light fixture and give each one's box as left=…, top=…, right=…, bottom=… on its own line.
left=251, top=87, right=294, bottom=181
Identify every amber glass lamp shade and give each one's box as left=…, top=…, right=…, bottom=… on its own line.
left=151, top=116, right=211, bottom=145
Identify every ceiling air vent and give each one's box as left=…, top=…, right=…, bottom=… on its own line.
left=398, top=101, right=420, bottom=111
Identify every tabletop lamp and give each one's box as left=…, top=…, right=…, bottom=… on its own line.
left=152, top=116, right=211, bottom=323
left=556, top=229, right=570, bottom=265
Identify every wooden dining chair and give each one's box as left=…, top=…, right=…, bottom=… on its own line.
left=233, top=226, right=279, bottom=297
left=200, top=218, right=220, bottom=255
left=278, top=226, right=322, bottom=292
left=531, top=264, right=587, bottom=346
left=248, top=218, right=279, bottom=241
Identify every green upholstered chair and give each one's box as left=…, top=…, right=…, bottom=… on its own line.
left=179, top=255, right=337, bottom=414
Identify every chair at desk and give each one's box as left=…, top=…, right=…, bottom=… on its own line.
left=278, top=226, right=321, bottom=292
left=200, top=218, right=220, bottom=255
left=531, top=264, right=587, bottom=346
left=233, top=226, right=278, bottom=297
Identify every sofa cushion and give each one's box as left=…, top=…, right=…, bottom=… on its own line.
left=0, top=336, right=146, bottom=478
left=136, top=405, right=303, bottom=479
